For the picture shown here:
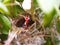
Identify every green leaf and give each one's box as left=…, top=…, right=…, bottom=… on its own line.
left=3, top=0, right=11, bottom=4
left=0, top=14, right=11, bottom=34
left=0, top=34, right=8, bottom=41
left=16, top=0, right=24, bottom=2
left=42, top=8, right=56, bottom=27
left=7, top=0, right=18, bottom=17
left=56, top=16, right=60, bottom=33
left=44, top=37, right=52, bottom=45
left=8, top=4, right=25, bottom=17
left=0, top=2, right=9, bottom=15
left=16, top=5, right=25, bottom=14
left=0, top=0, right=4, bottom=2
left=33, top=0, right=38, bottom=9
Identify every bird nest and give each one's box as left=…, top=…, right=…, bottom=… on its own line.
left=4, top=13, right=46, bottom=45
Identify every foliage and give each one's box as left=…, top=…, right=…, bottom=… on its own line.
left=0, top=0, right=60, bottom=45
left=42, top=8, right=56, bottom=27
left=0, top=14, right=11, bottom=34
left=0, top=2, right=9, bottom=15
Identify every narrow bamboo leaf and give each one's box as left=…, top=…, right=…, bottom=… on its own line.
left=0, top=0, right=3, bottom=2
left=16, top=0, right=24, bottom=2
left=42, top=8, right=56, bottom=27
left=56, top=16, right=60, bottom=33
left=3, top=0, right=11, bottom=4
left=0, top=14, right=11, bottom=34
left=8, top=4, right=25, bottom=17
left=33, top=0, right=38, bottom=9
left=16, top=5, right=25, bottom=14
left=0, top=2, right=9, bottom=15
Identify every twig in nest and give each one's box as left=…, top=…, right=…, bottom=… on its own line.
left=28, top=22, right=36, bottom=30
left=4, top=30, right=19, bottom=45
left=50, top=29, right=55, bottom=45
